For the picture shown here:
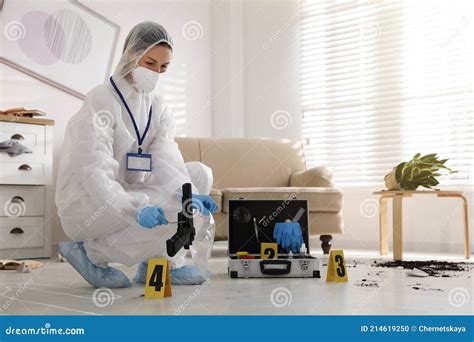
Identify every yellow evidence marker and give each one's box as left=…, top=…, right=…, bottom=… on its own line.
left=260, top=242, right=278, bottom=260
left=144, top=258, right=172, bottom=298
left=326, top=249, right=348, bottom=282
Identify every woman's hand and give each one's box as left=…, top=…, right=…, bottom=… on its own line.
left=137, top=206, right=168, bottom=228
left=190, top=194, right=218, bottom=216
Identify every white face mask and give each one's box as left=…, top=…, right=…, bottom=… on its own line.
left=131, top=66, right=160, bottom=93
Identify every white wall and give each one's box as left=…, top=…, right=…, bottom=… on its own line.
left=211, top=0, right=302, bottom=140
left=210, top=0, right=245, bottom=137
left=242, top=0, right=302, bottom=140
left=1, top=0, right=213, bottom=245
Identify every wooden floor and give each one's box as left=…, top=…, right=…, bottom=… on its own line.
left=0, top=242, right=472, bottom=315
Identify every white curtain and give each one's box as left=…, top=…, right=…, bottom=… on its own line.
left=299, top=0, right=474, bottom=187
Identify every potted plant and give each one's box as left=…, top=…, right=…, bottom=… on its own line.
left=384, top=153, right=457, bottom=190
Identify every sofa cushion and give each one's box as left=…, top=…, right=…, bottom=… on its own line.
left=290, top=167, right=335, bottom=188
left=198, top=138, right=306, bottom=189
left=209, top=188, right=222, bottom=214
left=221, top=187, right=343, bottom=213
left=176, top=137, right=201, bottom=162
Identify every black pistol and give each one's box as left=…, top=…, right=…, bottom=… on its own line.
left=166, top=183, right=195, bottom=257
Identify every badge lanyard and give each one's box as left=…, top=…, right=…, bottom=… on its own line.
left=110, top=76, right=152, bottom=154
left=110, top=76, right=153, bottom=171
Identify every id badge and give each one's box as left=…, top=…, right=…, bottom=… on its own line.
left=126, top=153, right=152, bottom=172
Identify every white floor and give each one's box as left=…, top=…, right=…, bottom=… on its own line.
left=0, top=242, right=472, bottom=315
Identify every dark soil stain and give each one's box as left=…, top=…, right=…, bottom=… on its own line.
left=373, top=260, right=471, bottom=278
left=354, top=279, right=379, bottom=288
left=409, top=283, right=443, bottom=292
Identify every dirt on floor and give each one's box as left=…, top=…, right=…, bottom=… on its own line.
left=372, top=260, right=472, bottom=277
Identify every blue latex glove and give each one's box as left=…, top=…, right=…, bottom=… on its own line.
left=190, top=194, right=218, bottom=216
left=137, top=206, right=168, bottom=228
left=59, top=241, right=131, bottom=288
left=134, top=262, right=210, bottom=285
left=273, top=222, right=304, bottom=253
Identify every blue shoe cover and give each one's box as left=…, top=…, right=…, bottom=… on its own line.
left=134, top=262, right=210, bottom=285
left=133, top=261, right=148, bottom=284
left=59, top=241, right=131, bottom=288
left=171, top=265, right=211, bottom=285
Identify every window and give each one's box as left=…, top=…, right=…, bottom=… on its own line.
left=299, top=0, right=473, bottom=187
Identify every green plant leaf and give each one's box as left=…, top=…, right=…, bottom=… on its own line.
left=392, top=153, right=456, bottom=189
left=402, top=163, right=412, bottom=178
left=420, top=153, right=437, bottom=161
left=395, top=162, right=405, bottom=181
left=417, top=162, right=435, bottom=168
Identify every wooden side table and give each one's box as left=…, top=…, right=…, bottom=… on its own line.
left=373, top=190, right=471, bottom=261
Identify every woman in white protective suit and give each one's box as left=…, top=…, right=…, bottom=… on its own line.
left=56, top=22, right=218, bottom=288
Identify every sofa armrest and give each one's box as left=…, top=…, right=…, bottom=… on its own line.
left=209, top=188, right=223, bottom=213
left=290, top=166, right=335, bottom=188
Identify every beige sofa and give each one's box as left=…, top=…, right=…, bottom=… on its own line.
left=176, top=137, right=343, bottom=253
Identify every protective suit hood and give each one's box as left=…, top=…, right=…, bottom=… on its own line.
left=112, top=21, right=173, bottom=87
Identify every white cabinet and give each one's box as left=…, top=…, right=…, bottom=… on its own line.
left=0, top=120, right=53, bottom=184
left=0, top=115, right=54, bottom=259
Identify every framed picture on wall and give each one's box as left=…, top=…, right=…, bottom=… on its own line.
left=1, top=0, right=119, bottom=99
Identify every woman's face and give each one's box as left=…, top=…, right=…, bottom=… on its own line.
left=137, top=45, right=173, bottom=74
